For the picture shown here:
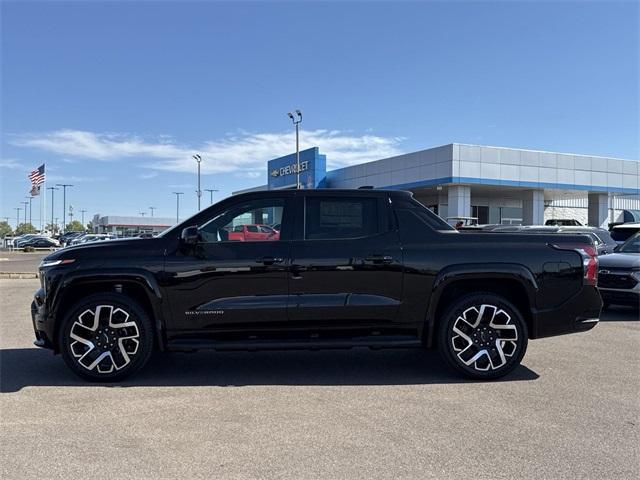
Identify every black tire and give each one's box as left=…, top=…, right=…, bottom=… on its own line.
left=58, top=293, right=154, bottom=382
left=437, top=293, right=528, bottom=380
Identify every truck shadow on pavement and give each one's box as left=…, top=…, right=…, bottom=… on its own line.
left=0, top=348, right=539, bottom=392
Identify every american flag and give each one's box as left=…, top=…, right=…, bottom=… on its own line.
left=29, top=164, right=45, bottom=196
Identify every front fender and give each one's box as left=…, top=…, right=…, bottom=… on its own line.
left=424, top=263, right=538, bottom=347
left=50, top=268, right=166, bottom=350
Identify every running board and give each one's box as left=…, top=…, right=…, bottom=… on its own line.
left=167, top=337, right=422, bottom=352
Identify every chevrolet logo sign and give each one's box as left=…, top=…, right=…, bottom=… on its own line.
left=270, top=169, right=280, bottom=177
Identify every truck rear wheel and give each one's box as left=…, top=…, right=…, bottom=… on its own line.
left=437, top=293, right=528, bottom=380
left=58, top=293, right=154, bottom=382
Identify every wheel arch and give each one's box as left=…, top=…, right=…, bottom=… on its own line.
left=51, top=271, right=166, bottom=353
left=424, top=264, right=538, bottom=348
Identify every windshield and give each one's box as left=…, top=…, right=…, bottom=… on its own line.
left=618, top=232, right=640, bottom=253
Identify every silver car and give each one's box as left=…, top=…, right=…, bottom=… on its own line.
left=598, top=232, right=640, bottom=309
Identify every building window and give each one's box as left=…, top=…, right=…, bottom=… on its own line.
left=471, top=206, right=489, bottom=224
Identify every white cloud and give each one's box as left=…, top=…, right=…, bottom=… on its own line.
left=47, top=175, right=106, bottom=183
left=11, top=128, right=405, bottom=175
left=0, top=158, right=30, bottom=171
left=139, top=171, right=159, bottom=180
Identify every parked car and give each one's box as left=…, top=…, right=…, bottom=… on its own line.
left=558, top=227, right=618, bottom=255
left=597, top=232, right=640, bottom=309
left=546, top=219, right=582, bottom=226
left=227, top=224, right=280, bottom=241
left=59, top=231, right=85, bottom=247
left=32, top=189, right=601, bottom=382
left=610, top=222, right=640, bottom=244
left=20, top=236, right=59, bottom=249
left=13, top=234, right=38, bottom=248
left=73, top=234, right=116, bottom=245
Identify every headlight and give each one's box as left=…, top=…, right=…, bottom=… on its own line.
left=40, top=259, right=75, bottom=268
left=632, top=271, right=640, bottom=281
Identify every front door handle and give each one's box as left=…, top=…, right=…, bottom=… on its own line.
left=257, top=256, right=284, bottom=265
left=364, top=255, right=393, bottom=264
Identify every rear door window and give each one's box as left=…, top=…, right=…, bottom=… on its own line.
left=304, top=197, right=379, bottom=240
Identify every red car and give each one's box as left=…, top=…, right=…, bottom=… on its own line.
left=227, top=224, right=280, bottom=241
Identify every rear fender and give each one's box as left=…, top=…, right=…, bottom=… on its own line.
left=424, top=263, right=538, bottom=347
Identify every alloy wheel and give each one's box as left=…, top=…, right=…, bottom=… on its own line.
left=450, top=304, right=519, bottom=372
left=68, top=305, right=141, bottom=374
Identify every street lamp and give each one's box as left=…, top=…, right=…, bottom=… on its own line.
left=81, top=209, right=87, bottom=226
left=204, top=188, right=219, bottom=205
left=56, top=184, right=74, bottom=233
left=193, top=154, right=202, bottom=211
left=287, top=109, right=303, bottom=189
left=149, top=206, right=156, bottom=217
left=25, top=196, right=34, bottom=226
left=47, top=187, right=59, bottom=233
left=14, top=207, right=21, bottom=229
left=172, top=192, right=184, bottom=224
left=20, top=201, right=28, bottom=225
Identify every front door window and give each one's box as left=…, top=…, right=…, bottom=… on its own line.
left=199, top=198, right=286, bottom=243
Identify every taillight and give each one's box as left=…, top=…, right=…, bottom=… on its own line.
left=551, top=243, right=598, bottom=286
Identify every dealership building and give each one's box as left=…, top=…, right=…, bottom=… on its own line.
left=91, top=214, right=173, bottom=236
left=237, top=143, right=640, bottom=227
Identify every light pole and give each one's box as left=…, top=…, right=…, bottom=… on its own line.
left=149, top=207, right=156, bottom=217
left=26, top=196, right=34, bottom=226
left=172, top=192, right=184, bottom=224
left=204, top=188, right=219, bottom=205
left=81, top=209, right=87, bottom=226
left=139, top=212, right=146, bottom=217
left=56, top=184, right=73, bottom=233
left=193, top=154, right=202, bottom=211
left=21, top=202, right=28, bottom=225
left=47, top=187, right=58, bottom=233
left=287, top=109, right=303, bottom=189
left=15, top=207, right=21, bottom=229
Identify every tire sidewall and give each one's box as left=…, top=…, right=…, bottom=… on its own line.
left=438, top=293, right=528, bottom=380
left=58, top=292, right=154, bottom=382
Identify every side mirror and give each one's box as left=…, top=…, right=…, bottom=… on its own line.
left=181, top=226, right=199, bottom=245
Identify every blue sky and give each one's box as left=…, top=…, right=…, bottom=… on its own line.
left=1, top=0, right=638, bottom=226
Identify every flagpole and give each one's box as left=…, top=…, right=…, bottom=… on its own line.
left=42, top=166, right=46, bottom=233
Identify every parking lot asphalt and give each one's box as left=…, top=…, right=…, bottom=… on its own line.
left=1, top=278, right=638, bottom=479
left=0, top=251, right=48, bottom=274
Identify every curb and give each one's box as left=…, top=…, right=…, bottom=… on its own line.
left=0, top=272, right=38, bottom=279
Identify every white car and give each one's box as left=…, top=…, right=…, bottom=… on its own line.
left=610, top=222, right=640, bottom=245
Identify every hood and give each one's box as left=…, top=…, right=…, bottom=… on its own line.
left=597, top=252, right=640, bottom=270
left=42, top=237, right=169, bottom=263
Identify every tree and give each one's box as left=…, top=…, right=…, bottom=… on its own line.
left=0, top=221, right=12, bottom=238
left=65, top=220, right=86, bottom=232
left=15, top=223, right=36, bottom=235
left=46, top=223, right=60, bottom=235
left=86, top=220, right=94, bottom=232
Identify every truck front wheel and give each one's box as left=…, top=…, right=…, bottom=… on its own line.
left=58, top=293, right=154, bottom=382
left=437, top=293, right=528, bottom=380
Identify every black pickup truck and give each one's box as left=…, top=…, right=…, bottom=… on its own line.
left=31, top=189, right=602, bottom=381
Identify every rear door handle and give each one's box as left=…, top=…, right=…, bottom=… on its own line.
left=364, top=255, right=393, bottom=264
left=257, top=256, right=284, bottom=265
